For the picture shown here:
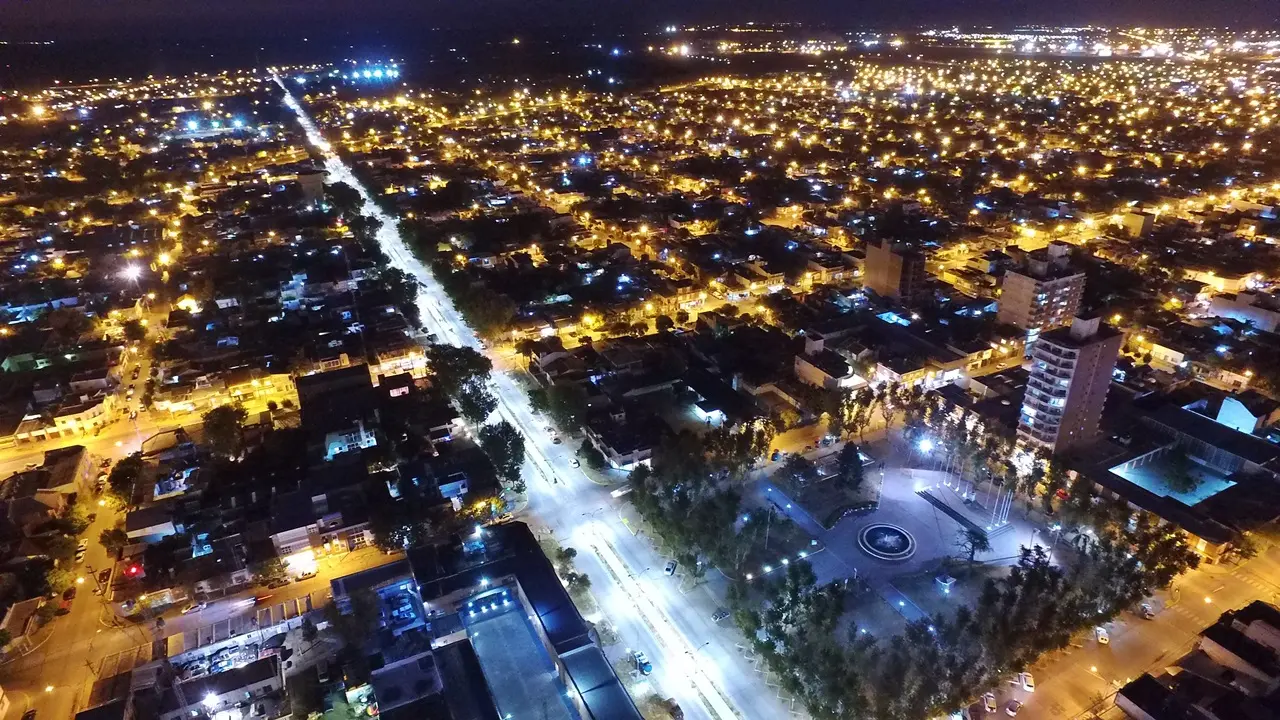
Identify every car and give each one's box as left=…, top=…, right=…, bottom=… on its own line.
left=78, top=539, right=89, bottom=550
left=711, top=607, right=730, bottom=622
left=551, top=436, right=563, bottom=445
left=87, top=513, right=97, bottom=523
left=1005, top=700, right=1022, bottom=716
left=663, top=560, right=677, bottom=576
left=770, top=449, right=782, bottom=462
left=632, top=650, right=653, bottom=675
left=21, top=709, right=36, bottom=720
left=983, top=692, right=997, bottom=713
left=1140, top=603, right=1156, bottom=619
left=267, top=579, right=291, bottom=589
left=570, top=458, right=581, bottom=468
left=63, top=586, right=77, bottom=601
left=131, top=367, right=141, bottom=380
left=296, top=571, right=318, bottom=581
left=1095, top=626, right=1109, bottom=645
left=181, top=602, right=207, bottom=615
left=1019, top=672, right=1035, bottom=692
left=98, top=568, right=112, bottom=583
left=100, top=458, right=113, bottom=469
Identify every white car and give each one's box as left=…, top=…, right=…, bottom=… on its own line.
left=1005, top=699, right=1023, bottom=716
left=181, top=602, right=207, bottom=615
left=983, top=692, right=997, bottom=713
left=1019, top=672, right=1036, bottom=692
left=1095, top=626, right=1109, bottom=645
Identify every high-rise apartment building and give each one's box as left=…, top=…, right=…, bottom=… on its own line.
left=864, top=238, right=928, bottom=303
left=1018, top=315, right=1122, bottom=454
left=998, top=242, right=1085, bottom=346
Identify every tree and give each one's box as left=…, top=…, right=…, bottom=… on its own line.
left=380, top=266, right=422, bottom=329
left=43, top=534, right=77, bottom=563
left=835, top=443, right=865, bottom=490
left=301, top=616, right=318, bottom=644
left=324, top=588, right=381, bottom=649
left=554, top=546, right=579, bottom=575
left=121, top=318, right=146, bottom=343
left=426, top=344, right=492, bottom=399
left=956, top=528, right=992, bottom=564
left=202, top=405, right=248, bottom=458
left=325, top=181, right=364, bottom=218
left=0, top=629, right=12, bottom=649
left=655, top=315, right=675, bottom=333
left=577, top=440, right=607, bottom=470
left=106, top=454, right=145, bottom=505
left=456, top=380, right=498, bottom=424
left=1223, top=533, right=1259, bottom=563
left=99, top=527, right=129, bottom=555
left=252, top=557, right=289, bottom=586
left=1165, top=451, right=1202, bottom=494
left=45, top=307, right=91, bottom=344
left=480, top=421, right=526, bottom=492
left=781, top=454, right=818, bottom=485
left=545, top=383, right=589, bottom=430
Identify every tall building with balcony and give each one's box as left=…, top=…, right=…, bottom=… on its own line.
left=1018, top=316, right=1122, bottom=454
left=998, top=242, right=1085, bottom=347
left=864, top=238, right=928, bottom=303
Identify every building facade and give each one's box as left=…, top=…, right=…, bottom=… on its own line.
left=864, top=238, right=927, bottom=302
left=1018, top=316, right=1122, bottom=453
left=998, top=243, right=1085, bottom=346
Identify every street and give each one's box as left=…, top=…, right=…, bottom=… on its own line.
left=280, top=79, right=790, bottom=720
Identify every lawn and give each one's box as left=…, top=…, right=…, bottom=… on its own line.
left=778, top=472, right=879, bottom=529
left=736, top=512, right=822, bottom=579
left=893, top=560, right=1009, bottom=619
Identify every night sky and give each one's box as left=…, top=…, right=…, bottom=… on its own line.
left=5, top=0, right=1280, bottom=38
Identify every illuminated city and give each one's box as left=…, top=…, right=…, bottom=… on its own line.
left=1, top=15, right=1280, bottom=720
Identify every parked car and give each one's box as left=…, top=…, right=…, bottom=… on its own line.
left=1095, top=626, right=1109, bottom=645
left=570, top=458, right=581, bottom=468
left=983, top=692, right=997, bottom=713
left=770, top=450, right=781, bottom=462
left=632, top=650, right=653, bottom=675
left=1005, top=700, right=1022, bottom=716
left=1019, top=672, right=1035, bottom=692
left=98, top=569, right=112, bottom=584
left=63, top=586, right=77, bottom=601
left=181, top=602, right=207, bottom=615
left=1140, top=603, right=1155, bottom=619
left=711, top=607, right=730, bottom=622
left=663, top=560, right=677, bottom=576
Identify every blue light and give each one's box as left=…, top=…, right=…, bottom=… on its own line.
left=362, top=70, right=373, bottom=79
left=576, top=155, right=592, bottom=166
left=1216, top=345, right=1230, bottom=355
left=186, top=120, right=199, bottom=131
left=373, top=68, right=384, bottom=78
left=617, top=274, right=632, bottom=284
left=294, top=76, right=306, bottom=85
left=232, top=118, right=244, bottom=129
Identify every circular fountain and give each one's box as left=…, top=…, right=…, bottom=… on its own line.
left=858, top=523, right=917, bottom=561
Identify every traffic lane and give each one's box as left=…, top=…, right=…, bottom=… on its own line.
left=600, top=516, right=790, bottom=719
left=572, top=547, right=711, bottom=720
